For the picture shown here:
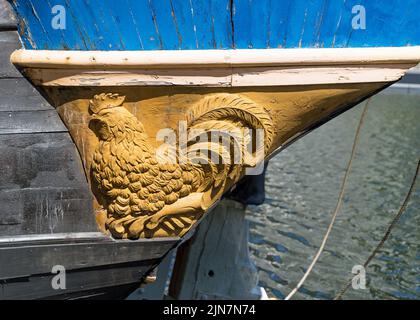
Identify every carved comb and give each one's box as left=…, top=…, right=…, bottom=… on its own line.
left=89, top=93, right=126, bottom=114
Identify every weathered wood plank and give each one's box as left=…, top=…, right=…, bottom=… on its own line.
left=0, top=132, right=82, bottom=189
left=0, top=0, right=16, bottom=30
left=0, top=109, right=67, bottom=134
left=0, top=30, right=21, bottom=76
left=0, top=232, right=178, bottom=299
left=169, top=199, right=262, bottom=299
left=9, top=0, right=420, bottom=50
left=0, top=31, right=21, bottom=78
left=10, top=0, right=234, bottom=50
left=1, top=262, right=152, bottom=299
left=0, top=188, right=95, bottom=235
left=0, top=132, right=95, bottom=235
left=0, top=78, right=52, bottom=111
left=0, top=235, right=176, bottom=280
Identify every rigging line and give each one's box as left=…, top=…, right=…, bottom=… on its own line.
left=284, top=99, right=371, bottom=300
left=334, top=158, right=420, bottom=300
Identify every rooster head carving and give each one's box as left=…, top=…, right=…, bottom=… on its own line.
left=89, top=93, right=146, bottom=142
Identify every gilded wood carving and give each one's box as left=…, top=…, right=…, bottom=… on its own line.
left=34, top=83, right=386, bottom=239
left=88, top=93, right=274, bottom=239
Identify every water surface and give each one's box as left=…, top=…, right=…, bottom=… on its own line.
left=248, top=91, right=420, bottom=300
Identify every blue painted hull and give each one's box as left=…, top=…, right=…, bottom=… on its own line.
left=9, top=0, right=420, bottom=50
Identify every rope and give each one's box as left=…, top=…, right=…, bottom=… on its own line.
left=334, top=159, right=420, bottom=300
left=284, top=100, right=371, bottom=300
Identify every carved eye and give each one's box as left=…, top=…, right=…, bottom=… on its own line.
left=90, top=118, right=112, bottom=140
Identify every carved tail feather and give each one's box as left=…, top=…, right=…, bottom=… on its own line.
left=186, top=94, right=274, bottom=209
left=187, top=93, right=274, bottom=152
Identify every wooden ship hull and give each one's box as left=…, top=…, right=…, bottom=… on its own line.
left=1, top=0, right=420, bottom=299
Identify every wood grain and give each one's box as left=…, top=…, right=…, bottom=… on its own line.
left=0, top=31, right=21, bottom=78
left=0, top=0, right=16, bottom=30
left=0, top=78, right=52, bottom=112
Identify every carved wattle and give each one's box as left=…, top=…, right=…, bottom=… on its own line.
left=88, top=93, right=274, bottom=239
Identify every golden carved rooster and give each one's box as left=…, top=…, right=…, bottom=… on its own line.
left=89, top=93, right=273, bottom=239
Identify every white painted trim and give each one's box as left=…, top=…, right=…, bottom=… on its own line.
left=11, top=47, right=420, bottom=68
left=11, top=47, right=420, bottom=87
left=19, top=63, right=415, bottom=87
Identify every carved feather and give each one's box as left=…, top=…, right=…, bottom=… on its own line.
left=89, top=93, right=273, bottom=238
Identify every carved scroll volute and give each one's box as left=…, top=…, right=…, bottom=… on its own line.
left=88, top=93, right=274, bottom=239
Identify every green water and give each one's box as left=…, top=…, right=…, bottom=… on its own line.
left=248, top=91, right=420, bottom=300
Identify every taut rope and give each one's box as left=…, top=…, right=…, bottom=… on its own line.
left=284, top=99, right=371, bottom=300
left=334, top=159, right=420, bottom=300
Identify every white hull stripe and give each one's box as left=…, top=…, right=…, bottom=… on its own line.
left=11, top=47, right=420, bottom=87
